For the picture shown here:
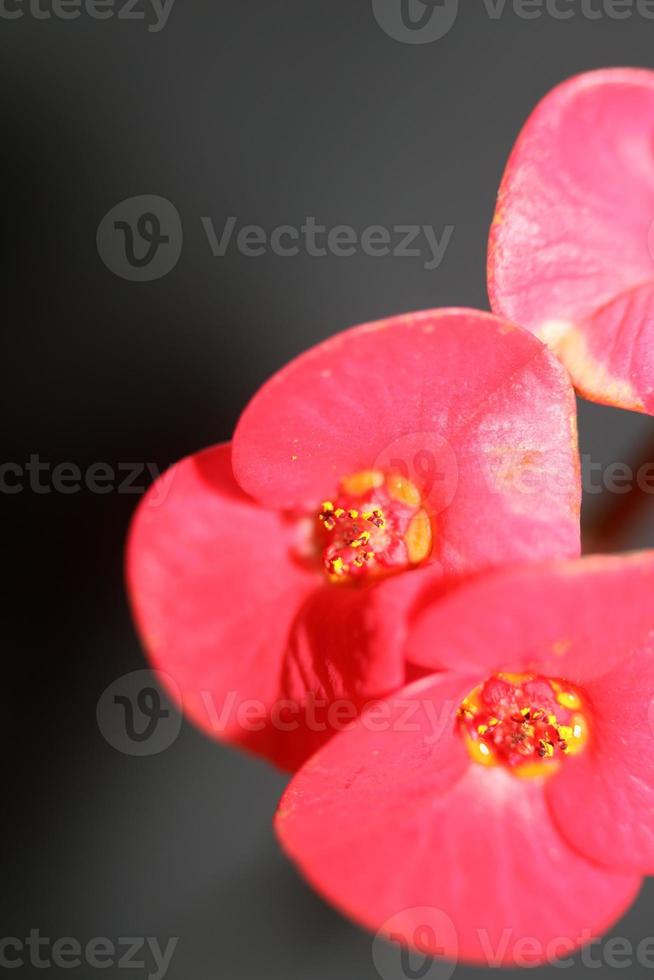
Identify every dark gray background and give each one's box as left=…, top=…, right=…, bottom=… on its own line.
left=4, top=1, right=654, bottom=977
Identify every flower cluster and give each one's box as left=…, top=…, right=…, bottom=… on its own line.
left=128, top=69, right=654, bottom=969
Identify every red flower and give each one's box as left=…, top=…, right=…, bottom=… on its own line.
left=275, top=553, right=654, bottom=967
left=127, top=308, right=580, bottom=770
left=488, top=68, right=654, bottom=413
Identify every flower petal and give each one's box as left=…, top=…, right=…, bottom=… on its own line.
left=233, top=308, right=581, bottom=567
left=488, top=67, right=654, bottom=412
left=127, top=443, right=431, bottom=770
left=276, top=675, right=640, bottom=967
left=574, top=282, right=654, bottom=410
left=126, top=442, right=319, bottom=768
left=548, top=639, right=654, bottom=874
left=278, top=571, right=430, bottom=769
left=407, top=552, right=654, bottom=681
left=436, top=346, right=580, bottom=572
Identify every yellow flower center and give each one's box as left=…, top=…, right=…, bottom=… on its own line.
left=457, top=673, right=588, bottom=779
left=316, top=470, right=433, bottom=583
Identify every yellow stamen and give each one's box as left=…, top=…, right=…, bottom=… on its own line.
left=386, top=473, right=422, bottom=507
left=339, top=470, right=384, bottom=496
left=556, top=689, right=582, bottom=710
left=404, top=509, right=433, bottom=563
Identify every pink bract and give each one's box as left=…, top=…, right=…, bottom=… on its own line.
left=276, top=553, right=654, bottom=966
left=127, top=308, right=581, bottom=771
left=488, top=67, right=654, bottom=413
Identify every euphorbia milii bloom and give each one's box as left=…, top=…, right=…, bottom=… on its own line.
left=127, top=308, right=580, bottom=770
left=276, top=552, right=654, bottom=966
left=489, top=68, right=654, bottom=413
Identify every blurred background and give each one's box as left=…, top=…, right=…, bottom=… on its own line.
left=4, top=2, right=654, bottom=977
